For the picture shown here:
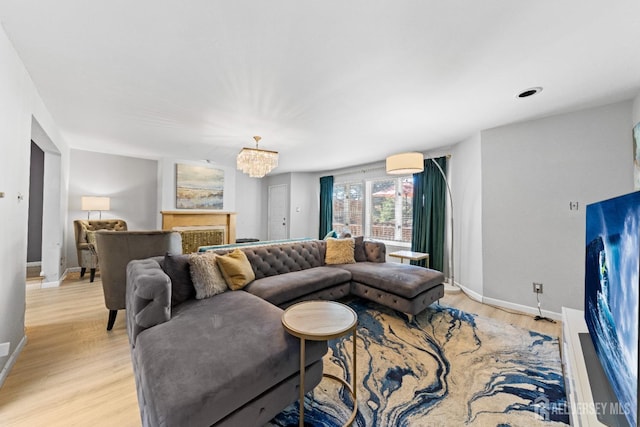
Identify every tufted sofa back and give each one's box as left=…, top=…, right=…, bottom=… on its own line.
left=214, top=240, right=323, bottom=280
left=212, top=238, right=385, bottom=280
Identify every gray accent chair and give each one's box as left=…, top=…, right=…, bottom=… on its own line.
left=73, top=219, right=127, bottom=282
left=95, top=230, right=182, bottom=330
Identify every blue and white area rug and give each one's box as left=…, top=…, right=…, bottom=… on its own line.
left=267, top=299, right=569, bottom=427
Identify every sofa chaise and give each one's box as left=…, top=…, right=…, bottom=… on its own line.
left=126, top=238, right=445, bottom=427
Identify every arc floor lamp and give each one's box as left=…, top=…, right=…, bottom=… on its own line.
left=386, top=152, right=458, bottom=293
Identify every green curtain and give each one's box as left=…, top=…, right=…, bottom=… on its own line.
left=318, top=175, right=334, bottom=239
left=411, top=157, right=447, bottom=271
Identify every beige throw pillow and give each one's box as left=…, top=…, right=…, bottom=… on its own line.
left=216, top=249, right=256, bottom=290
left=188, top=252, right=228, bottom=299
left=325, top=237, right=356, bottom=265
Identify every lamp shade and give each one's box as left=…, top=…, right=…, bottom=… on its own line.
left=81, top=196, right=110, bottom=211
left=386, top=152, right=424, bottom=175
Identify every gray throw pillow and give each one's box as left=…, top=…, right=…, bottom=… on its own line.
left=189, top=252, right=228, bottom=299
left=163, top=253, right=195, bottom=307
left=354, top=236, right=367, bottom=262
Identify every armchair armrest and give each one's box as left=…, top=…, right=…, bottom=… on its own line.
left=126, top=259, right=171, bottom=346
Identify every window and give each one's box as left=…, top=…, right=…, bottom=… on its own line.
left=333, top=176, right=413, bottom=244
left=332, top=183, right=363, bottom=236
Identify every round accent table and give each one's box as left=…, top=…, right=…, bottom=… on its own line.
left=281, top=300, right=358, bottom=427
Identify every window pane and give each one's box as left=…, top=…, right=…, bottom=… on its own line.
left=332, top=183, right=363, bottom=236
left=400, top=178, right=414, bottom=243
left=346, top=183, right=363, bottom=236
left=331, top=177, right=413, bottom=243
left=371, top=179, right=396, bottom=241
left=332, top=184, right=345, bottom=232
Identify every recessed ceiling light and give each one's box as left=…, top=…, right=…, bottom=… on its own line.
left=517, top=87, right=543, bottom=98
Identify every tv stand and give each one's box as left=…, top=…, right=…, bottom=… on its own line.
left=562, top=307, right=629, bottom=427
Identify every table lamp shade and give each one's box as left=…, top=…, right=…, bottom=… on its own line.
left=81, top=196, right=110, bottom=212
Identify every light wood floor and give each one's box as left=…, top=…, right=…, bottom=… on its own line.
left=0, top=276, right=561, bottom=426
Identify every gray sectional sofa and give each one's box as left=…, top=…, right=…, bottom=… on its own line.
left=126, top=238, right=444, bottom=427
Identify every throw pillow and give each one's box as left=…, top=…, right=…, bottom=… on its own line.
left=188, top=252, right=228, bottom=299
left=325, top=237, right=356, bottom=265
left=323, top=230, right=337, bottom=239
left=163, top=253, right=196, bottom=306
left=216, top=249, right=256, bottom=290
left=353, top=236, right=367, bottom=262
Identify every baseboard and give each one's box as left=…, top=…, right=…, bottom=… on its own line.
left=0, top=335, right=27, bottom=388
left=482, top=296, right=562, bottom=321
left=452, top=281, right=561, bottom=321
left=456, top=282, right=483, bottom=303
left=31, top=269, right=71, bottom=289
left=26, top=261, right=42, bottom=267
left=41, top=279, right=61, bottom=288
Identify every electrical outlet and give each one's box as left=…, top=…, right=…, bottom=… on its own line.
left=0, top=342, right=9, bottom=357
left=533, top=282, right=544, bottom=294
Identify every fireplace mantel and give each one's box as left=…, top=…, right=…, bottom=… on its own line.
left=161, top=211, right=236, bottom=244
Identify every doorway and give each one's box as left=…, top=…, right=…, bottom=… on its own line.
left=27, top=141, right=44, bottom=280
left=29, top=117, right=63, bottom=287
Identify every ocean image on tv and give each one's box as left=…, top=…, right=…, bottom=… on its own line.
left=585, top=192, right=640, bottom=427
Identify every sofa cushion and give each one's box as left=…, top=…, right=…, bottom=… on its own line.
left=216, top=249, right=255, bottom=290
left=162, top=253, right=196, bottom=306
left=336, top=262, right=444, bottom=299
left=135, top=291, right=327, bottom=427
left=243, top=266, right=352, bottom=306
left=325, top=237, right=355, bottom=265
left=188, top=252, right=228, bottom=299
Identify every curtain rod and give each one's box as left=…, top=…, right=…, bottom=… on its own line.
left=332, top=166, right=386, bottom=178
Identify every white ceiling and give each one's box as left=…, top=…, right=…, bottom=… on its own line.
left=1, top=1, right=640, bottom=174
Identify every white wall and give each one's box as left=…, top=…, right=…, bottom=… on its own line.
left=481, top=101, right=633, bottom=314
left=65, top=150, right=159, bottom=268
left=289, top=173, right=318, bottom=239
left=234, top=171, right=265, bottom=240
left=633, top=92, right=640, bottom=125
left=451, top=133, right=484, bottom=298
left=0, top=25, right=70, bottom=384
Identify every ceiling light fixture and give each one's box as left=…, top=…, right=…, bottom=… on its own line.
left=517, top=87, right=543, bottom=98
left=237, top=136, right=279, bottom=178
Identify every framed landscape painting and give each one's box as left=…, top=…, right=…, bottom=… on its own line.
left=175, top=163, right=224, bottom=209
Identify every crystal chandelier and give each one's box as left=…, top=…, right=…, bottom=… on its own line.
left=237, top=136, right=279, bottom=178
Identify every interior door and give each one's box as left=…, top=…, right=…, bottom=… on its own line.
left=268, top=184, right=288, bottom=241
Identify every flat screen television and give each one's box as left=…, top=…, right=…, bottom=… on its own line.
left=585, top=191, right=640, bottom=427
